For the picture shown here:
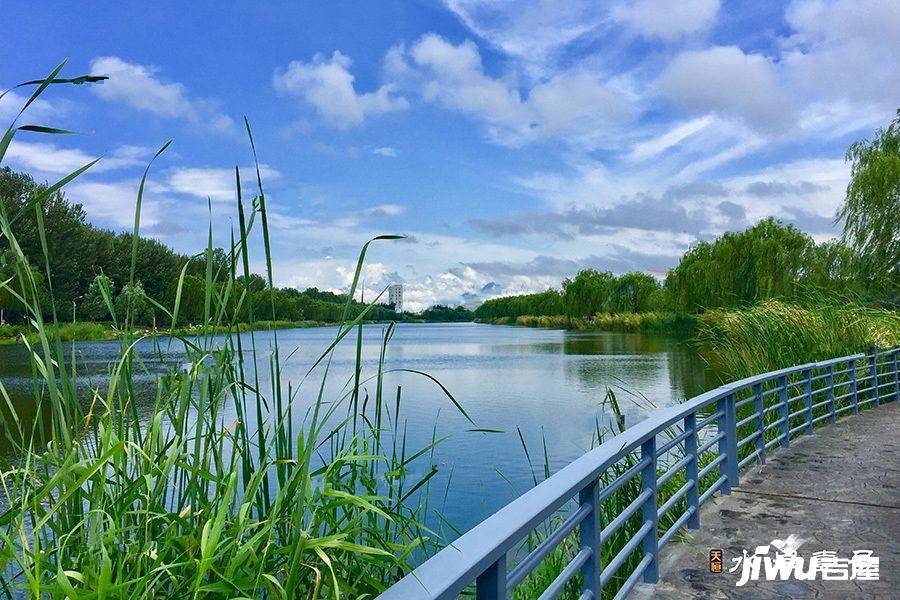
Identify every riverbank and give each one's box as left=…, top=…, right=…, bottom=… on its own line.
left=696, top=300, right=900, bottom=379
left=476, top=311, right=698, bottom=334
left=477, top=302, right=900, bottom=382
left=0, top=319, right=329, bottom=345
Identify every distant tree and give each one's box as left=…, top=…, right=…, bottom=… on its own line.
left=562, top=269, right=616, bottom=317
left=665, top=218, right=813, bottom=312
left=0, top=249, right=48, bottom=323
left=605, top=272, right=662, bottom=313
left=81, top=274, right=115, bottom=321
left=839, top=110, right=900, bottom=286
left=116, top=281, right=153, bottom=326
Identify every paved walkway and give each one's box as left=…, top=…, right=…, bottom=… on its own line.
left=633, top=401, right=899, bottom=599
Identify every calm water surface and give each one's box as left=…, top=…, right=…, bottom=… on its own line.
left=0, top=322, right=715, bottom=534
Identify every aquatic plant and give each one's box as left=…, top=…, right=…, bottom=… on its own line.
left=697, top=299, right=900, bottom=380
left=0, top=64, right=470, bottom=598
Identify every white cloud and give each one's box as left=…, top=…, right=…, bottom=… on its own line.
left=657, top=46, right=792, bottom=133
left=389, top=34, right=630, bottom=147
left=165, top=165, right=280, bottom=201
left=627, top=116, right=713, bottom=162
left=66, top=180, right=164, bottom=228
left=0, top=91, right=63, bottom=123
left=611, top=0, right=720, bottom=41
left=5, top=140, right=150, bottom=175
left=442, top=0, right=607, bottom=66
left=371, top=146, right=398, bottom=157
left=273, top=51, right=409, bottom=129
left=782, top=0, right=900, bottom=108
left=367, top=203, right=404, bottom=217
left=89, top=56, right=235, bottom=134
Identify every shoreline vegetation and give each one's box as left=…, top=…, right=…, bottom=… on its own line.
left=476, top=311, right=698, bottom=333
left=0, top=66, right=896, bottom=599
left=0, top=319, right=329, bottom=345
left=0, top=316, right=471, bottom=346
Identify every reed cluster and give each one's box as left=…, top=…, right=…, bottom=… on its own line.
left=697, top=300, right=900, bottom=380
left=0, top=67, right=468, bottom=598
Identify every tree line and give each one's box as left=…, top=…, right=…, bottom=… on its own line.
left=0, top=167, right=473, bottom=327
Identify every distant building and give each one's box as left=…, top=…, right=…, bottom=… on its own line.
left=388, top=283, right=403, bottom=313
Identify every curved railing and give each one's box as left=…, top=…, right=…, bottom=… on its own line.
left=380, top=346, right=899, bottom=599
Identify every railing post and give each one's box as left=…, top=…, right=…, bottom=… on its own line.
left=826, top=365, right=835, bottom=424
left=893, top=349, right=899, bottom=402
left=684, top=413, right=700, bottom=529
left=640, top=437, right=659, bottom=583
left=869, top=346, right=879, bottom=407
left=579, top=480, right=600, bottom=598
left=849, top=358, right=858, bottom=415
left=778, top=376, right=789, bottom=447
left=476, top=556, right=506, bottom=600
left=753, top=383, right=765, bottom=464
left=803, top=369, right=813, bottom=434
left=717, top=393, right=738, bottom=493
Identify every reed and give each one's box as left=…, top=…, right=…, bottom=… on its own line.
left=697, top=299, right=900, bottom=380
left=0, top=65, right=471, bottom=598
left=592, top=312, right=696, bottom=333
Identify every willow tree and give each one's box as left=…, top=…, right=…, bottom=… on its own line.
left=840, top=111, right=900, bottom=286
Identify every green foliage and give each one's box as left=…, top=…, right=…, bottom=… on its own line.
left=474, top=289, right=564, bottom=319
left=563, top=269, right=616, bottom=317
left=840, top=109, right=900, bottom=287
left=665, top=218, right=817, bottom=312
left=0, top=72, right=470, bottom=598
left=604, top=272, right=663, bottom=313
left=0, top=247, right=49, bottom=322
left=80, top=272, right=114, bottom=321
left=697, top=300, right=900, bottom=380
left=115, top=280, right=153, bottom=325
left=420, top=304, right=473, bottom=321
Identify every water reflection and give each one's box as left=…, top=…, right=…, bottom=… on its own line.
left=0, top=323, right=715, bottom=534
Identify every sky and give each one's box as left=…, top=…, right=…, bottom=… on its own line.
left=2, top=0, right=898, bottom=311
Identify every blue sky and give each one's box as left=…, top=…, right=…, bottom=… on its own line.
left=3, top=0, right=897, bottom=310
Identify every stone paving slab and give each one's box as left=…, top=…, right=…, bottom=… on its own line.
left=633, top=401, right=899, bottom=599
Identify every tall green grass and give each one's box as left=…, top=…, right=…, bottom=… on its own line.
left=0, top=65, right=471, bottom=597
left=697, top=300, right=900, bottom=380
left=494, top=312, right=696, bottom=334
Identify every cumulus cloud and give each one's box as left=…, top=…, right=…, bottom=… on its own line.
left=89, top=56, right=235, bottom=133
left=658, top=46, right=792, bottom=133
left=273, top=51, right=408, bottom=129
left=783, top=0, right=900, bottom=108
left=611, top=0, right=720, bottom=41
left=4, top=141, right=150, bottom=175
left=0, top=91, right=62, bottom=123
left=386, top=33, right=630, bottom=147
left=165, top=165, right=280, bottom=201
left=66, top=180, right=165, bottom=228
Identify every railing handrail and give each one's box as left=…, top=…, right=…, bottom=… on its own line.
left=379, top=347, right=897, bottom=599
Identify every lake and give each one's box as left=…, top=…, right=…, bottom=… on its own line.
left=0, top=322, right=715, bottom=535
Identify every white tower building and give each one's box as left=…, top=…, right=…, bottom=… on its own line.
left=388, top=283, right=403, bottom=313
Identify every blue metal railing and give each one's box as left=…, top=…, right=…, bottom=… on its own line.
left=380, top=346, right=899, bottom=599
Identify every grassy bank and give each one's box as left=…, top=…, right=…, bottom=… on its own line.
left=478, top=311, right=697, bottom=334
left=0, top=319, right=329, bottom=345
left=697, top=300, right=900, bottom=380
